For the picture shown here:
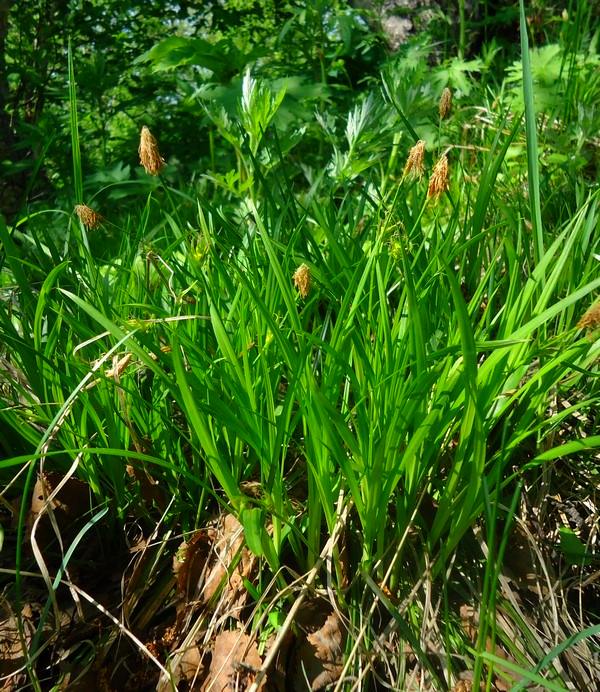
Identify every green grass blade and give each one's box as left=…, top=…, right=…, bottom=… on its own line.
left=170, top=331, right=240, bottom=505
left=519, top=0, right=544, bottom=269
left=67, top=40, right=83, bottom=204
left=512, top=623, right=600, bottom=691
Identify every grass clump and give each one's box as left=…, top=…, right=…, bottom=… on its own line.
left=1, top=3, right=599, bottom=690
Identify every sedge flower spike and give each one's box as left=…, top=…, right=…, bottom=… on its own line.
left=439, top=87, right=452, bottom=119
left=403, top=140, right=426, bottom=181
left=577, top=301, right=600, bottom=331
left=75, top=204, right=102, bottom=229
left=139, top=126, right=165, bottom=175
left=427, top=154, right=450, bottom=199
left=293, top=263, right=311, bottom=299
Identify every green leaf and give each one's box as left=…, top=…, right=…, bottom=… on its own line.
left=240, top=507, right=279, bottom=569
left=558, top=527, right=594, bottom=566
left=432, top=57, right=483, bottom=96
left=241, top=507, right=265, bottom=556
left=137, top=37, right=221, bottom=72
left=529, top=436, right=600, bottom=463
left=477, top=651, right=568, bottom=691
left=170, top=332, right=240, bottom=506
left=137, top=37, right=259, bottom=80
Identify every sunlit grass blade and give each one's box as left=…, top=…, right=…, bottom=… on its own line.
left=67, top=40, right=83, bottom=205
left=519, top=0, right=544, bottom=269
left=170, top=331, right=241, bottom=506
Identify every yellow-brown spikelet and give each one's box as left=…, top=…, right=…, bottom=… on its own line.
left=427, top=154, right=450, bottom=199
left=577, top=301, right=600, bottom=331
left=402, top=140, right=426, bottom=181
left=139, top=126, right=165, bottom=175
left=74, top=204, right=102, bottom=229
left=439, top=87, right=452, bottom=119
left=293, top=263, right=311, bottom=299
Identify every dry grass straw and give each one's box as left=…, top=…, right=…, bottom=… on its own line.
left=333, top=493, right=427, bottom=692
left=248, top=491, right=351, bottom=692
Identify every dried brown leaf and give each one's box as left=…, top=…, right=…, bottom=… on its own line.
left=0, top=604, right=39, bottom=678
left=173, top=530, right=213, bottom=600
left=26, top=473, right=91, bottom=563
left=61, top=668, right=113, bottom=691
left=125, top=462, right=166, bottom=509
left=459, top=604, right=478, bottom=642
left=458, top=607, right=519, bottom=691
left=174, top=514, right=256, bottom=618
left=503, top=524, right=541, bottom=592
left=204, top=515, right=255, bottom=611
left=163, top=645, right=207, bottom=690
left=289, top=603, right=345, bottom=691
left=202, top=630, right=263, bottom=692
left=261, top=628, right=294, bottom=692
left=29, top=472, right=90, bottom=521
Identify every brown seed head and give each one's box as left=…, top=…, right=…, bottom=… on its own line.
left=139, top=125, right=165, bottom=176
left=577, top=301, right=600, bottom=331
left=74, top=204, right=102, bottom=229
left=439, top=87, right=452, bottom=119
left=403, top=140, right=426, bottom=181
left=427, top=154, right=450, bottom=199
left=293, top=263, right=311, bottom=299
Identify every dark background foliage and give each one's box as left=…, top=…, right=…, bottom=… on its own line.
left=1, top=1, right=595, bottom=223
left=0, top=0, right=388, bottom=222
